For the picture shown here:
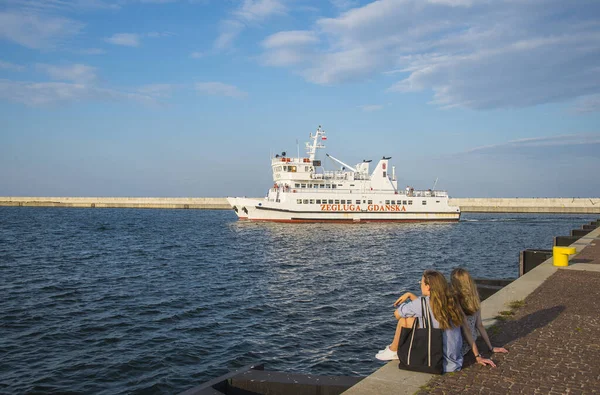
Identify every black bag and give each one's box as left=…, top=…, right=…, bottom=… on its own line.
left=397, top=297, right=444, bottom=374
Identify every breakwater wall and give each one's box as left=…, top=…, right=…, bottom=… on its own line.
left=1, top=197, right=599, bottom=213
left=449, top=198, right=600, bottom=214
left=0, top=197, right=230, bottom=210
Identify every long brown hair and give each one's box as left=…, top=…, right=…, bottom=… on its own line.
left=423, top=270, right=463, bottom=330
left=450, top=268, right=481, bottom=316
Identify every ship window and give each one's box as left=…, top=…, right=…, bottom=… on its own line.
left=283, top=166, right=287, bottom=171
left=320, top=184, right=325, bottom=188
left=314, top=184, right=318, bottom=188
left=408, top=200, right=413, bottom=205
left=350, top=184, right=355, bottom=186
left=309, top=199, right=315, bottom=204
left=436, top=200, right=440, bottom=203
left=363, top=200, right=366, bottom=203
left=356, top=200, right=361, bottom=204
left=316, top=199, right=321, bottom=204
left=303, top=199, right=309, bottom=204
left=368, top=200, right=373, bottom=204
left=334, top=200, right=340, bottom=204
left=403, top=200, right=407, bottom=205
left=383, top=171, right=386, bottom=177
left=422, top=200, right=427, bottom=205
left=328, top=200, right=333, bottom=204
left=391, top=200, right=396, bottom=205
left=326, top=184, right=331, bottom=188
left=297, top=199, right=302, bottom=204
left=305, top=166, right=309, bottom=171
left=332, top=185, right=337, bottom=189
left=290, top=166, right=297, bottom=172
left=301, top=184, right=306, bottom=188
left=385, top=200, right=390, bottom=204
left=295, top=183, right=300, bottom=188
left=337, top=184, right=342, bottom=186
left=341, top=200, right=346, bottom=204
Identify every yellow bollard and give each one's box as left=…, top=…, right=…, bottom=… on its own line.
left=553, top=246, right=576, bottom=267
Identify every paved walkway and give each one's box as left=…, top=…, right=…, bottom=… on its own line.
left=570, top=233, right=600, bottom=265
left=416, top=266, right=600, bottom=394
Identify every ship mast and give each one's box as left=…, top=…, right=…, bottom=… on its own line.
left=306, top=125, right=326, bottom=161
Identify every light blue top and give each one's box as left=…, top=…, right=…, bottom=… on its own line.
left=396, top=296, right=463, bottom=373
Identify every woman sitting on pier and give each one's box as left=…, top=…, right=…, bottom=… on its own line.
left=451, top=268, right=508, bottom=366
left=376, top=270, right=464, bottom=373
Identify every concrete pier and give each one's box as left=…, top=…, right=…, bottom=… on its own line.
left=1, top=197, right=599, bottom=213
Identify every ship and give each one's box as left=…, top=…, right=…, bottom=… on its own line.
left=227, top=126, right=460, bottom=223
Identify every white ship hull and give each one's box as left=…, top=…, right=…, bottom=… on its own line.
left=228, top=196, right=460, bottom=223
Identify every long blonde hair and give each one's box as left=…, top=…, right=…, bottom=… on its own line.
left=450, top=268, right=481, bottom=316
left=423, top=270, right=463, bottom=330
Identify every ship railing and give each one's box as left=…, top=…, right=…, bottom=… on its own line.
left=321, top=171, right=349, bottom=180
left=269, top=188, right=448, bottom=196
left=408, top=190, right=448, bottom=197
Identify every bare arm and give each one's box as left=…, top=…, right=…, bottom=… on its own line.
left=393, top=292, right=418, bottom=307
left=461, top=309, right=496, bottom=367
left=476, top=310, right=508, bottom=354
left=393, top=292, right=418, bottom=319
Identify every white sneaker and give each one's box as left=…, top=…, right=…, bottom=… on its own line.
left=375, top=346, right=398, bottom=361
left=376, top=344, right=392, bottom=355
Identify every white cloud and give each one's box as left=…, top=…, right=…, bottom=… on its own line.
left=262, top=30, right=319, bottom=48
left=190, top=51, right=204, bottom=59
left=146, top=31, right=174, bottom=38
left=195, top=82, right=248, bottom=98
left=0, top=60, right=25, bottom=72
left=0, top=79, right=160, bottom=107
left=0, top=11, right=83, bottom=49
left=260, top=30, right=319, bottom=66
left=37, top=63, right=97, bottom=83
left=215, top=0, right=287, bottom=49
left=330, top=0, right=359, bottom=10
left=105, top=32, right=173, bottom=47
left=106, top=33, right=140, bottom=47
left=233, top=0, right=286, bottom=23
left=2, top=0, right=120, bottom=13
left=137, top=83, right=176, bottom=98
left=463, top=133, right=600, bottom=154
left=574, top=94, right=600, bottom=114
left=215, top=20, right=245, bottom=50
left=359, top=104, right=384, bottom=112
left=260, top=0, right=600, bottom=110
left=79, top=48, right=106, bottom=55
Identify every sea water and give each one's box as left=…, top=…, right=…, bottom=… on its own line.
left=0, top=207, right=596, bottom=394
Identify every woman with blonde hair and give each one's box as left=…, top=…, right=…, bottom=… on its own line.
left=376, top=270, right=465, bottom=373
left=451, top=268, right=508, bottom=367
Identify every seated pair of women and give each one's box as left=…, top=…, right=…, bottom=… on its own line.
left=376, top=269, right=508, bottom=372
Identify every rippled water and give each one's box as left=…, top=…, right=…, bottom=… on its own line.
left=0, top=207, right=597, bottom=394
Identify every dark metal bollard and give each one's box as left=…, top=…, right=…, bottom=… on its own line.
left=519, top=249, right=553, bottom=276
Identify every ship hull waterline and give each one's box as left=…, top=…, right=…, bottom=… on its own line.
left=228, top=198, right=460, bottom=223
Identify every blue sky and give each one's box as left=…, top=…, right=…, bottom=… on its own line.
left=0, top=0, right=599, bottom=198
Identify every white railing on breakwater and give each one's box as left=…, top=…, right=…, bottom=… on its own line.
left=1, top=197, right=599, bottom=213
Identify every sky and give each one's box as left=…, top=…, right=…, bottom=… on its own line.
left=0, top=0, right=599, bottom=198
